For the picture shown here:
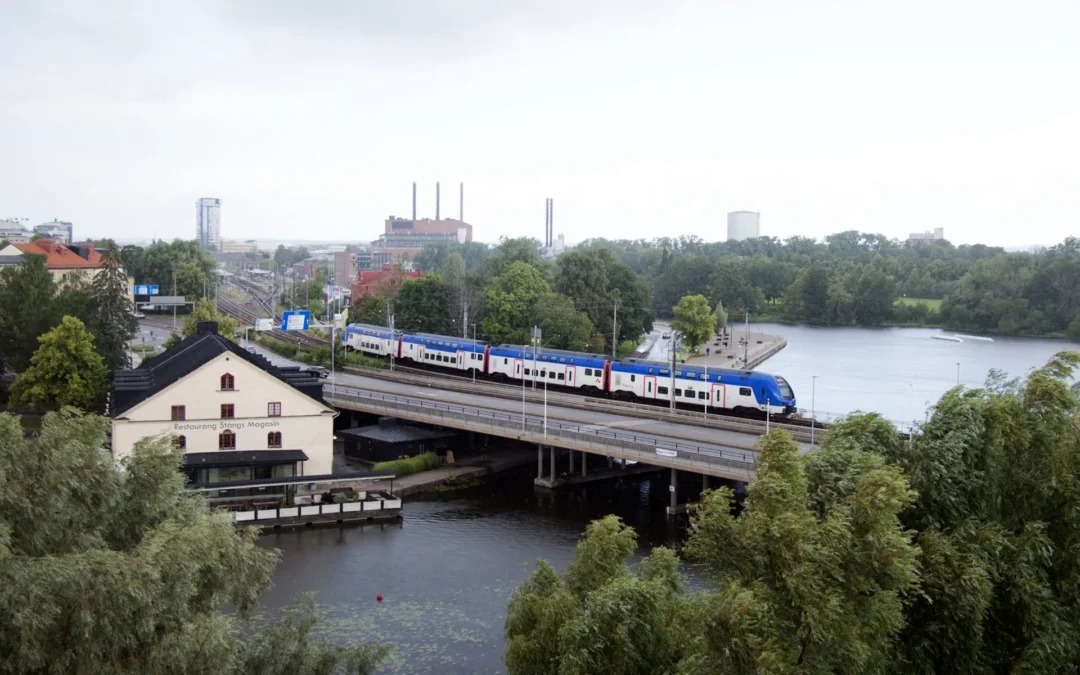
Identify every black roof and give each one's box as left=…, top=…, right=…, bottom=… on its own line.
left=339, top=424, right=456, bottom=444
left=183, top=450, right=309, bottom=467
left=111, top=322, right=326, bottom=417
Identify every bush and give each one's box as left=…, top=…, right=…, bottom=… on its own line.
left=374, top=452, right=440, bottom=477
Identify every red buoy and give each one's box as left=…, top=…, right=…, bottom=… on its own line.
left=376, top=594, right=383, bottom=602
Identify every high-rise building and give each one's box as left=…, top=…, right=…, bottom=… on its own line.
left=196, top=198, right=221, bottom=251
left=33, top=220, right=73, bottom=244
left=726, top=211, right=761, bottom=242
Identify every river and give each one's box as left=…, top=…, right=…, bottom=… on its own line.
left=261, top=324, right=1080, bottom=673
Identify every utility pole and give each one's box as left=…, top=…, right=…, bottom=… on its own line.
left=388, top=312, right=395, bottom=371
left=670, top=334, right=677, bottom=411
left=744, top=310, right=749, bottom=367
left=612, top=301, right=618, bottom=359
left=462, top=296, right=469, bottom=339
left=172, top=268, right=177, bottom=330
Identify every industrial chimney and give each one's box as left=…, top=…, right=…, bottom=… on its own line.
left=436, top=182, right=441, bottom=221
left=549, top=198, right=554, bottom=249
left=412, top=182, right=417, bottom=222
left=459, top=182, right=464, bottom=222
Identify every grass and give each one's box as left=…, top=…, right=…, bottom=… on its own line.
left=374, top=452, right=440, bottom=477
left=895, top=297, right=942, bottom=310
left=130, top=344, right=156, bottom=353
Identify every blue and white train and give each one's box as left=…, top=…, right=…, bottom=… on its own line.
left=342, top=326, right=796, bottom=416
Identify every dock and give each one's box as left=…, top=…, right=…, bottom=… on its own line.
left=687, top=329, right=787, bottom=370
left=226, top=490, right=402, bottom=532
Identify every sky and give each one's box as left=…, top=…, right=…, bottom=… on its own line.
left=2, top=0, right=1078, bottom=248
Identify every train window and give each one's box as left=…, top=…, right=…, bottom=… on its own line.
left=584, top=368, right=592, bottom=376
left=558, top=373, right=565, bottom=381
left=450, top=357, right=456, bottom=364
left=549, top=372, right=556, bottom=379
left=503, top=358, right=508, bottom=365
left=685, top=390, right=696, bottom=399
left=648, top=368, right=654, bottom=374
left=674, top=389, right=682, bottom=396
left=658, top=386, right=669, bottom=395
left=698, top=391, right=707, bottom=400
left=660, top=369, right=670, bottom=376
left=740, top=387, right=752, bottom=396
left=559, top=358, right=565, bottom=363
left=630, top=374, right=636, bottom=382
left=524, top=368, right=530, bottom=375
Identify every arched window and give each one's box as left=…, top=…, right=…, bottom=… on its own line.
left=220, top=373, right=235, bottom=391
left=219, top=430, right=235, bottom=449
left=267, top=431, right=282, bottom=449
left=176, top=435, right=186, bottom=449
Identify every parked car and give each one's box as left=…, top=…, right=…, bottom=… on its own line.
left=307, top=367, right=330, bottom=378
left=133, top=312, right=146, bottom=319
left=661, top=332, right=671, bottom=339
left=245, top=346, right=257, bottom=354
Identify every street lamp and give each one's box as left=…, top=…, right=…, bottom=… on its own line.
left=811, top=375, right=818, bottom=445
left=956, top=362, right=960, bottom=386
left=470, top=323, right=477, bottom=384
left=669, top=332, right=679, bottom=411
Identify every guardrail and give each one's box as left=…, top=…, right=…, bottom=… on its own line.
left=326, top=385, right=758, bottom=480
left=337, top=363, right=816, bottom=442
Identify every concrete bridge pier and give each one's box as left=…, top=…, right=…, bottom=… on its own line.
left=569, top=450, right=575, bottom=473
left=702, top=474, right=709, bottom=492
left=666, top=468, right=688, bottom=518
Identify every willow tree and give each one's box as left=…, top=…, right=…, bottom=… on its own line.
left=0, top=410, right=387, bottom=674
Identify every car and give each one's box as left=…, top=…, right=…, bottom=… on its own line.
left=307, top=367, right=330, bottom=378
left=133, top=312, right=146, bottom=319
left=245, top=346, right=257, bottom=354
left=661, top=332, right=671, bottom=339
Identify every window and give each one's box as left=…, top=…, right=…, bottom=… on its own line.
left=220, top=373, right=235, bottom=391
left=450, top=357, right=456, bottom=364
left=267, top=431, right=282, bottom=448
left=268, top=402, right=281, bottom=417
left=176, top=435, right=186, bottom=449
left=685, top=390, right=696, bottom=399
left=658, top=386, right=669, bottom=395
left=584, top=368, right=593, bottom=376
left=219, top=430, right=235, bottom=449
left=559, top=357, right=566, bottom=363
left=739, top=387, right=752, bottom=396
left=524, top=368, right=531, bottom=375
left=220, top=404, right=235, bottom=419
left=557, top=373, right=565, bottom=381
left=631, top=374, right=636, bottom=382
left=503, top=358, right=508, bottom=365
left=698, top=391, right=707, bottom=400
left=549, top=371, right=556, bottom=379
left=648, top=368, right=654, bottom=374
left=660, top=369, right=670, bottom=376
left=171, top=405, right=186, bottom=421
left=674, top=389, right=682, bottom=396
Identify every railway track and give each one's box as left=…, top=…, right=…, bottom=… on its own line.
left=219, top=276, right=329, bottom=348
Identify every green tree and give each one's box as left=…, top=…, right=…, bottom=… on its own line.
left=682, top=431, right=918, bottom=674
left=851, top=267, right=898, bottom=326
left=533, top=294, right=595, bottom=352
left=670, top=294, right=714, bottom=350
left=712, top=300, right=728, bottom=334
left=0, top=254, right=57, bottom=372
left=395, top=275, right=454, bottom=334
left=505, top=516, right=682, bottom=675
left=166, top=298, right=239, bottom=347
left=482, top=262, right=551, bottom=344
left=174, top=259, right=209, bottom=299
left=8, top=316, right=108, bottom=410
left=90, top=243, right=138, bottom=372
left=555, top=247, right=653, bottom=344
left=0, top=410, right=387, bottom=674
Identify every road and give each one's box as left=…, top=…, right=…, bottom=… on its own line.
left=642, top=321, right=671, bottom=361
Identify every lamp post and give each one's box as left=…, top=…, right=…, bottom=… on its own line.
left=811, top=375, right=818, bottom=445
left=669, top=332, right=679, bottom=411
left=956, top=362, right=960, bottom=386
left=471, top=323, right=477, bottom=384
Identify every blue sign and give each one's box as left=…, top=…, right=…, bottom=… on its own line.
left=134, top=284, right=160, bottom=296
left=281, top=310, right=311, bottom=332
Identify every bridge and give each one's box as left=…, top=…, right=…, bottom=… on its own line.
left=322, top=368, right=815, bottom=514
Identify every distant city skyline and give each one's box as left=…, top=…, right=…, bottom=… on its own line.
left=3, top=2, right=1079, bottom=248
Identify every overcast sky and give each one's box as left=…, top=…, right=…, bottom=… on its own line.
left=2, top=1, right=1078, bottom=247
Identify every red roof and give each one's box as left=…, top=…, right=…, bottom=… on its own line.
left=351, top=268, right=423, bottom=298
left=13, top=239, right=104, bottom=269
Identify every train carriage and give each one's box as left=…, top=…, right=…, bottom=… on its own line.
left=609, top=358, right=796, bottom=416
left=401, top=332, right=487, bottom=373
left=488, top=345, right=608, bottom=393
left=341, top=323, right=399, bottom=358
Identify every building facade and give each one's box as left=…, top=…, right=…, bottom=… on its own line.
left=111, top=322, right=335, bottom=483
left=907, top=227, right=945, bottom=246
left=727, top=211, right=761, bottom=242
left=0, top=220, right=33, bottom=243
left=333, top=251, right=358, bottom=286
left=220, top=239, right=258, bottom=254
left=371, top=216, right=472, bottom=263
left=196, top=198, right=222, bottom=251
left=0, top=239, right=135, bottom=302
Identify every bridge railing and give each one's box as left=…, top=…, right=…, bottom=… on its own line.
left=327, top=386, right=758, bottom=476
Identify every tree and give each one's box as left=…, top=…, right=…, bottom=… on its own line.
left=505, top=516, right=682, bottom=675
left=851, top=266, right=898, bottom=326
left=123, top=240, right=217, bottom=295
left=0, top=410, right=387, bottom=674
left=167, top=298, right=239, bottom=347
left=8, top=316, right=108, bottom=410
left=682, top=431, right=918, bottom=674
left=670, top=294, right=713, bottom=350
left=89, top=243, right=138, bottom=372
left=555, top=248, right=653, bottom=345
left=395, top=275, right=454, bottom=335
left=482, top=262, right=551, bottom=344
left=712, top=300, right=728, bottom=333
left=0, top=254, right=57, bottom=372
left=174, top=259, right=209, bottom=299
left=533, top=294, right=595, bottom=352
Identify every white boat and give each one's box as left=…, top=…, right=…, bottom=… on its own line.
left=931, top=335, right=964, bottom=343
left=957, top=334, right=994, bottom=342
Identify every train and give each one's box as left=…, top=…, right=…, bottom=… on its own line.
left=341, top=323, right=797, bottom=417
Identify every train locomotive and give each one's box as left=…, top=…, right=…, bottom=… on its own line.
left=342, top=324, right=796, bottom=417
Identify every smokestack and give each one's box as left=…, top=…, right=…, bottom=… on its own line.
left=549, top=198, right=555, bottom=248
left=459, top=182, right=464, bottom=222
left=412, top=182, right=417, bottom=221
left=436, top=182, right=441, bottom=220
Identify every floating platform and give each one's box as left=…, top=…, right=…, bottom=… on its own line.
left=931, top=335, right=964, bottom=343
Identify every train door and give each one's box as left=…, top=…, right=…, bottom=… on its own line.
left=458, top=350, right=466, bottom=370
left=566, top=367, right=576, bottom=387
left=712, top=383, right=725, bottom=409
left=396, top=335, right=403, bottom=359
left=513, top=359, right=523, bottom=379
left=644, top=375, right=657, bottom=399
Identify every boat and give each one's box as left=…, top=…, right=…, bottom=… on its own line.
left=931, top=335, right=964, bottom=343
left=957, top=334, right=994, bottom=342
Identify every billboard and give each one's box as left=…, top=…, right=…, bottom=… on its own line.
left=281, top=310, right=311, bottom=332
left=134, top=284, right=160, bottom=296
left=255, top=318, right=273, bottom=332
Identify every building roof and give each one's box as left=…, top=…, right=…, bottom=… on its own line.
left=350, top=268, right=423, bottom=297
left=111, top=321, right=326, bottom=417
left=339, top=423, right=456, bottom=444
left=183, top=450, right=309, bottom=467
left=0, top=254, right=24, bottom=265
left=12, top=239, right=104, bottom=269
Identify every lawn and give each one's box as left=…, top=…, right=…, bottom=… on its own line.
left=895, top=297, right=942, bottom=310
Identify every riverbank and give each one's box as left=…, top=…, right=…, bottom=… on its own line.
left=685, top=329, right=787, bottom=370
left=336, top=448, right=536, bottom=497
